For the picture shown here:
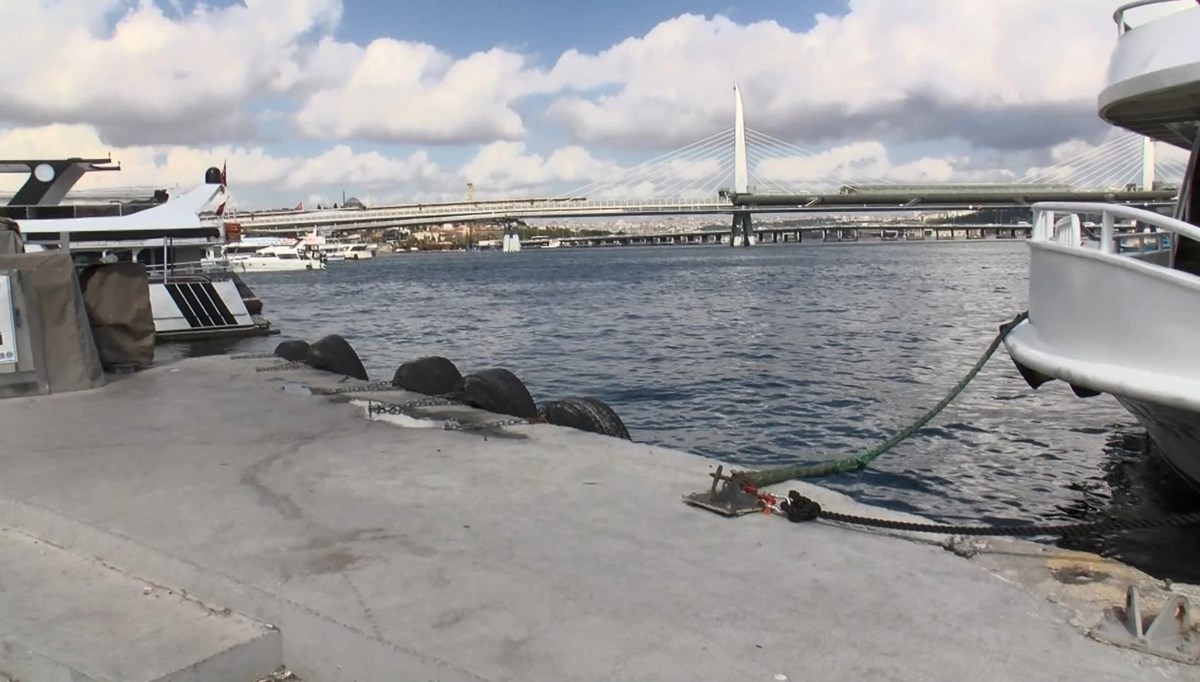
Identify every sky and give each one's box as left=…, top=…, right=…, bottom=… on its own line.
left=0, top=0, right=1194, bottom=209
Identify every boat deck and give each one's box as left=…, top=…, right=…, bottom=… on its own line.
left=0, top=356, right=1196, bottom=681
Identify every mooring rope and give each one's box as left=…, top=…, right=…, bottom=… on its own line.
left=738, top=311, right=1029, bottom=487
left=777, top=490, right=1200, bottom=537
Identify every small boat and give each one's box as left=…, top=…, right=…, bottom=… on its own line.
left=1003, top=0, right=1200, bottom=487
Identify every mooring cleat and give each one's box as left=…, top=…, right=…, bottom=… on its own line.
left=1089, top=585, right=1200, bottom=664
left=682, top=465, right=765, bottom=517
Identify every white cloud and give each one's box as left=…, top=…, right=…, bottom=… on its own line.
left=459, top=142, right=622, bottom=195
left=752, top=141, right=1017, bottom=190
left=0, top=124, right=447, bottom=207
left=0, top=0, right=344, bottom=145
left=1, top=0, right=1188, bottom=205
left=543, top=1, right=1142, bottom=150
left=295, top=42, right=544, bottom=144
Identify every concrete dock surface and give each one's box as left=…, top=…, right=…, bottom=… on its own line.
left=0, top=355, right=1197, bottom=681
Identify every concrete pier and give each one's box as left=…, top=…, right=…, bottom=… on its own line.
left=1, top=356, right=1197, bottom=681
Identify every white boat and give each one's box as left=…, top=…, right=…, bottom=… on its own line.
left=341, top=242, right=375, bottom=260
left=224, top=244, right=327, bottom=272
left=8, top=162, right=278, bottom=342
left=1002, top=0, right=1200, bottom=487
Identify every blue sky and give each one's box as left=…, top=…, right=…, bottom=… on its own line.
left=1, top=0, right=1178, bottom=208
left=334, top=0, right=846, bottom=56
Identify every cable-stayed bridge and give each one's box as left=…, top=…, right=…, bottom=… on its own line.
left=225, top=87, right=1185, bottom=241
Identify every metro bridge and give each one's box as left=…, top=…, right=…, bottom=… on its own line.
left=220, top=87, right=1186, bottom=245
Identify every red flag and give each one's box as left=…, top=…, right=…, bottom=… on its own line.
left=220, top=160, right=227, bottom=187
left=293, top=201, right=303, bottom=210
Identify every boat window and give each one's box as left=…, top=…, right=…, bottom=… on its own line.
left=278, top=252, right=299, bottom=259
left=1180, top=129, right=1200, bottom=227
left=1169, top=130, right=1200, bottom=273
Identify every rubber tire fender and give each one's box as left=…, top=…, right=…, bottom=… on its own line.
left=274, top=339, right=310, bottom=362
left=539, top=397, right=632, bottom=440
left=392, top=356, right=462, bottom=396
left=453, top=368, right=538, bottom=419
left=305, top=334, right=369, bottom=381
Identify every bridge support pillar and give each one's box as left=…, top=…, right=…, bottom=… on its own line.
left=730, top=211, right=753, bottom=247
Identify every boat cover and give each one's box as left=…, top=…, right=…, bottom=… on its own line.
left=0, top=251, right=105, bottom=398
left=78, top=263, right=155, bottom=370
left=0, top=218, right=22, bottom=254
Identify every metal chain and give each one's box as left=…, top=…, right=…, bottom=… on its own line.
left=366, top=397, right=456, bottom=415
left=739, top=311, right=1029, bottom=486
left=255, top=361, right=309, bottom=373
left=444, top=417, right=531, bottom=432
left=777, top=491, right=1200, bottom=537
left=308, top=381, right=397, bottom=395
left=231, top=352, right=279, bottom=360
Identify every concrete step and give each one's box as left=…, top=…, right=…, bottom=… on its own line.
left=0, top=527, right=280, bottom=682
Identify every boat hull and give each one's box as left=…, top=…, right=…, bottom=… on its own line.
left=229, top=258, right=326, bottom=272
left=149, top=279, right=277, bottom=342
left=1113, top=395, right=1200, bottom=489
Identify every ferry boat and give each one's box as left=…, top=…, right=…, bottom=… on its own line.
left=1003, top=0, right=1200, bottom=486
left=5, top=160, right=278, bottom=342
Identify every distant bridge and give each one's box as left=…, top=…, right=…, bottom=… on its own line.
left=220, top=86, right=1186, bottom=244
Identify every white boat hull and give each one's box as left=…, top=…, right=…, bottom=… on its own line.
left=1004, top=204, right=1200, bottom=490
left=228, top=258, right=326, bottom=272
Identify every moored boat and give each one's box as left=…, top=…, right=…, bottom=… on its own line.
left=1003, top=0, right=1200, bottom=486
left=8, top=161, right=279, bottom=342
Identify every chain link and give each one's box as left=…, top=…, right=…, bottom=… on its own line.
left=231, top=352, right=279, bottom=360
left=255, top=361, right=309, bottom=373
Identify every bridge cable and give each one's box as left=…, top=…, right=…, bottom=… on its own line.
left=1020, top=132, right=1142, bottom=186
left=745, top=130, right=892, bottom=192
left=747, top=128, right=905, bottom=188
left=584, top=133, right=733, bottom=200
left=556, top=128, right=733, bottom=200
left=736, top=311, right=1028, bottom=488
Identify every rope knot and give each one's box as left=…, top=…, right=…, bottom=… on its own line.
left=781, top=491, right=822, bottom=523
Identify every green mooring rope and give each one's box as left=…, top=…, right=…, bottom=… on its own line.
left=738, top=311, right=1030, bottom=487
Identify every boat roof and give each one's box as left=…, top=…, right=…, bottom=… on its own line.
left=1098, top=1, right=1200, bottom=149
left=16, top=181, right=225, bottom=237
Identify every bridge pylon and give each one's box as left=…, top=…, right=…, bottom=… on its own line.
left=730, top=84, right=753, bottom=247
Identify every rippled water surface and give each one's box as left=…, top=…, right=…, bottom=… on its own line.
left=168, top=240, right=1200, bottom=581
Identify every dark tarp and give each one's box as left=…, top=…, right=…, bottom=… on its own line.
left=0, top=217, right=23, bottom=255
left=0, top=251, right=105, bottom=398
left=78, top=263, right=155, bottom=370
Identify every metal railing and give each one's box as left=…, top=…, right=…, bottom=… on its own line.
left=145, top=258, right=232, bottom=283
left=1032, top=202, right=1197, bottom=256
left=1113, top=0, right=1194, bottom=34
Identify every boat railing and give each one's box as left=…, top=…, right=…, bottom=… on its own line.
left=1031, top=202, right=1197, bottom=256
left=145, top=257, right=233, bottom=283
left=1113, top=0, right=1195, bottom=34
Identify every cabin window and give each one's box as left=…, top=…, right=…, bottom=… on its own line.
left=1180, top=129, right=1200, bottom=227
left=278, top=252, right=299, bottom=259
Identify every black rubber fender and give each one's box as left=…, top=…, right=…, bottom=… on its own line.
left=305, top=334, right=369, bottom=381
left=538, top=397, right=632, bottom=440
left=452, top=368, right=538, bottom=419
left=392, top=356, right=462, bottom=396
left=274, top=339, right=310, bottom=362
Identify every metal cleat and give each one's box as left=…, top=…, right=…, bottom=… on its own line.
left=1090, top=585, right=1199, bottom=664
left=682, top=466, right=765, bottom=517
